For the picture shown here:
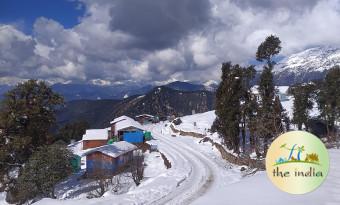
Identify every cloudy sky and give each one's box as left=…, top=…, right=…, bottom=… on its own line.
left=1, top=0, right=340, bottom=86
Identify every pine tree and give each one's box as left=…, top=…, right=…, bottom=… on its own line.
left=214, top=62, right=242, bottom=153
left=11, top=143, right=73, bottom=203
left=317, top=66, right=340, bottom=137
left=247, top=97, right=260, bottom=156
left=256, top=35, right=283, bottom=153
left=0, top=80, right=63, bottom=189
left=288, top=83, right=316, bottom=130
left=214, top=62, right=255, bottom=153
left=239, top=66, right=256, bottom=152
left=256, top=35, right=281, bottom=68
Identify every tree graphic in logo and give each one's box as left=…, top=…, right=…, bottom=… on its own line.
left=274, top=143, right=320, bottom=166
left=266, top=131, right=329, bottom=194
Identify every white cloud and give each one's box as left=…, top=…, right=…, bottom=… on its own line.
left=1, top=0, right=340, bottom=85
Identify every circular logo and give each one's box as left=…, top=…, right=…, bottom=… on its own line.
left=266, top=131, right=329, bottom=194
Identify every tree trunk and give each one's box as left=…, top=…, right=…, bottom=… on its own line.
left=241, top=123, right=246, bottom=153
left=254, top=135, right=261, bottom=158
left=263, top=136, right=269, bottom=155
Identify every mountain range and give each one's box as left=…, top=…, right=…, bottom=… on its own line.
left=273, top=46, right=340, bottom=85
left=56, top=86, right=215, bottom=129
left=0, top=81, right=215, bottom=101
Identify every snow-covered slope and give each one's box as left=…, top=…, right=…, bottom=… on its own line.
left=176, top=111, right=216, bottom=134
left=273, top=46, right=340, bottom=85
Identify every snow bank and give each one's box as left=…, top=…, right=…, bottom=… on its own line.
left=175, top=111, right=215, bottom=134
left=0, top=192, right=7, bottom=205
left=68, top=140, right=83, bottom=155
left=143, top=151, right=167, bottom=178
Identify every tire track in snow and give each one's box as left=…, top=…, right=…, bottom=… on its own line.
left=324, top=149, right=340, bottom=205
left=149, top=127, right=215, bottom=205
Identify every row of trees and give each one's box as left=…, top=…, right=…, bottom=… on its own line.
left=213, top=35, right=288, bottom=156
left=214, top=35, right=339, bottom=156
left=289, top=66, right=340, bottom=138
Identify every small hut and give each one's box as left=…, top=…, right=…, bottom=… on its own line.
left=109, top=116, right=134, bottom=138
left=82, top=129, right=109, bottom=150
left=135, top=114, right=158, bottom=125
left=116, top=119, right=145, bottom=143
left=83, top=141, right=137, bottom=177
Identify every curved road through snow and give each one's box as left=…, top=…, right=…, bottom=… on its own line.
left=147, top=123, right=240, bottom=205
left=150, top=127, right=214, bottom=205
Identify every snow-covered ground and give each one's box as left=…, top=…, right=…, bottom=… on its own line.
left=1, top=104, right=339, bottom=204
left=32, top=118, right=340, bottom=204
left=175, top=111, right=215, bottom=135
left=0, top=192, right=7, bottom=205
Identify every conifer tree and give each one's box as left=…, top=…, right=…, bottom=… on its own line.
left=214, top=62, right=255, bottom=153
left=11, top=143, right=72, bottom=203
left=256, top=35, right=281, bottom=68
left=0, top=80, right=63, bottom=189
left=255, top=35, right=283, bottom=153
left=239, top=66, right=256, bottom=151
left=247, top=96, right=260, bottom=156
left=317, top=66, right=340, bottom=137
left=214, top=62, right=242, bottom=153
left=288, top=83, right=316, bottom=130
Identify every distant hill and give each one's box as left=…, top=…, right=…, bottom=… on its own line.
left=56, top=86, right=215, bottom=129
left=164, top=81, right=206, bottom=91
left=0, top=81, right=216, bottom=101
left=51, top=83, right=153, bottom=101
left=56, top=99, right=121, bottom=129
left=114, top=86, right=215, bottom=118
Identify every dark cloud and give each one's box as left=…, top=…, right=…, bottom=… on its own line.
left=231, top=0, right=320, bottom=11
left=109, top=0, right=211, bottom=50
left=2, top=0, right=340, bottom=86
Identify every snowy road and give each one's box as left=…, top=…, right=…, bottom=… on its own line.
left=150, top=127, right=214, bottom=205
left=147, top=123, right=241, bottom=205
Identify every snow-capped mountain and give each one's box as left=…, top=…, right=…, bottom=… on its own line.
left=273, top=46, right=340, bottom=85
left=203, top=80, right=219, bottom=91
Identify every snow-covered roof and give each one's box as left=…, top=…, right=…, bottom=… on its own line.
left=115, top=118, right=144, bottom=131
left=135, top=114, right=154, bottom=118
left=82, top=129, right=109, bottom=141
left=82, top=141, right=137, bottom=158
left=68, top=140, right=83, bottom=156
left=110, top=115, right=134, bottom=124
